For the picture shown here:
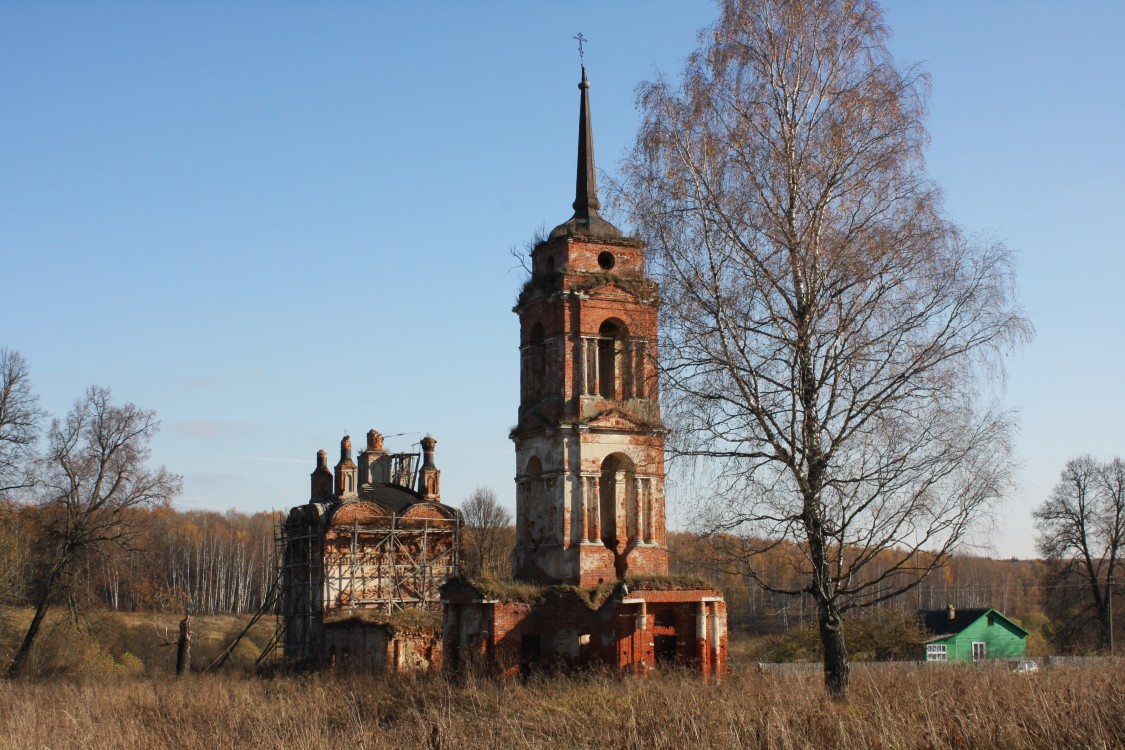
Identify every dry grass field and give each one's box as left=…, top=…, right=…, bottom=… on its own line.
left=0, top=608, right=1119, bottom=749
left=0, top=606, right=276, bottom=677
left=0, top=660, right=1122, bottom=750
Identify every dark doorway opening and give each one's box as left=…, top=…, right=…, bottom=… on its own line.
left=654, top=635, right=677, bottom=665
left=521, top=634, right=542, bottom=678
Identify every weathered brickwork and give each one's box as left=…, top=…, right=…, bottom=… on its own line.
left=281, top=428, right=459, bottom=673
left=513, top=233, right=669, bottom=586
left=444, top=66, right=728, bottom=680
left=442, top=583, right=728, bottom=680
left=323, top=618, right=442, bottom=674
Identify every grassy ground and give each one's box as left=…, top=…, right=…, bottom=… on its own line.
left=1, top=608, right=1121, bottom=748
left=0, top=606, right=276, bottom=677
left=0, top=661, right=1122, bottom=749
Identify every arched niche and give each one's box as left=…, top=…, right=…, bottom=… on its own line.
left=330, top=501, right=391, bottom=528
left=598, top=452, right=634, bottom=550
left=526, top=455, right=543, bottom=477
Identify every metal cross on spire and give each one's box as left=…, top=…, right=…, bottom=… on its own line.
left=573, top=32, right=587, bottom=65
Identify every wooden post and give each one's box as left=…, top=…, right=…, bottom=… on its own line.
left=1109, top=577, right=1115, bottom=657
left=176, top=615, right=192, bottom=677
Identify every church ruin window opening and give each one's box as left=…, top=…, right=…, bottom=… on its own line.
left=597, top=320, right=627, bottom=400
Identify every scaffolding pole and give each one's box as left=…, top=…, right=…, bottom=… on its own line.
left=273, top=508, right=459, bottom=666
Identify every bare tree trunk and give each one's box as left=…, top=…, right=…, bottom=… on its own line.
left=175, top=615, right=191, bottom=677
left=6, top=561, right=64, bottom=679
left=818, top=601, right=848, bottom=699
left=807, top=483, right=849, bottom=698
left=1090, top=579, right=1113, bottom=652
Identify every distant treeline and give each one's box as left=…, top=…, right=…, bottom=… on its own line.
left=1, top=501, right=279, bottom=615
left=665, top=532, right=1045, bottom=631
left=667, top=531, right=1125, bottom=654
left=0, top=501, right=1052, bottom=622
left=1, top=501, right=1114, bottom=653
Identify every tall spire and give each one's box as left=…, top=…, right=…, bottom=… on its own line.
left=574, top=67, right=599, bottom=220
left=549, top=66, right=621, bottom=240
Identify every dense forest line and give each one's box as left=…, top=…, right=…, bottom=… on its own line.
left=0, top=502, right=278, bottom=616
left=0, top=500, right=1115, bottom=653
left=665, top=532, right=1125, bottom=654
left=666, top=533, right=1045, bottom=630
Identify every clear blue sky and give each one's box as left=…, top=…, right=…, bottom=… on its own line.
left=2, top=1, right=1122, bottom=559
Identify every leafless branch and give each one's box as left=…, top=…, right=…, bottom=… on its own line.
left=615, top=0, right=1029, bottom=698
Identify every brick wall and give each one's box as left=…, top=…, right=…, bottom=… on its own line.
left=323, top=621, right=442, bottom=674
left=443, top=584, right=728, bottom=680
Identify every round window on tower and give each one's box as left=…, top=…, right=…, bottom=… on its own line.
left=597, top=251, right=615, bottom=270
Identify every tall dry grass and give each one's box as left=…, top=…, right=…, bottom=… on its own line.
left=0, top=661, right=1122, bottom=749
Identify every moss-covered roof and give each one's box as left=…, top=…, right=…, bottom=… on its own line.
left=322, top=607, right=442, bottom=632
left=442, top=574, right=720, bottom=610
left=626, top=574, right=717, bottom=593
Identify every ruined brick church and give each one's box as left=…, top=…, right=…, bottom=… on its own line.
left=280, top=430, right=458, bottom=670
left=441, top=67, right=728, bottom=678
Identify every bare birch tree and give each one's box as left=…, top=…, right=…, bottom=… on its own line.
left=6, top=386, right=181, bottom=678
left=460, top=486, right=513, bottom=579
left=618, top=0, right=1029, bottom=697
left=0, top=350, right=42, bottom=607
left=1034, top=456, right=1125, bottom=651
left=0, top=349, right=42, bottom=496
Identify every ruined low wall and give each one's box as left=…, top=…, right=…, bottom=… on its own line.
left=323, top=620, right=442, bottom=674
left=442, top=581, right=727, bottom=680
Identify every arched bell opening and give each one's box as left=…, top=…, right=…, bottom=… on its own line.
left=597, top=319, right=629, bottom=400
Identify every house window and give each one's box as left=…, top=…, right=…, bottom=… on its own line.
left=926, top=644, right=947, bottom=661
left=972, top=642, right=987, bottom=661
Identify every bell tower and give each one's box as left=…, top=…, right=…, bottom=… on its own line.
left=511, top=67, right=668, bottom=586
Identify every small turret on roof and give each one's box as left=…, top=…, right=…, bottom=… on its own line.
left=334, top=434, right=358, bottom=500
left=311, top=449, right=333, bottom=502
left=417, top=435, right=441, bottom=501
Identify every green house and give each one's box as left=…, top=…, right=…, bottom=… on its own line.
left=919, top=606, right=1029, bottom=662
